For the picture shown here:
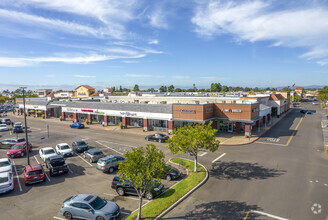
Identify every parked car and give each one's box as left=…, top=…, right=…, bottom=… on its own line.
left=145, top=133, right=169, bottom=143
left=162, top=165, right=180, bottom=181
left=13, top=125, right=24, bottom=133
left=0, top=158, right=13, bottom=173
left=72, top=140, right=89, bottom=153
left=111, top=176, right=164, bottom=200
left=45, top=155, right=69, bottom=176
left=0, top=171, right=14, bottom=194
left=0, top=137, right=25, bottom=149
left=0, top=118, right=11, bottom=125
left=70, top=122, right=85, bottom=129
left=14, top=122, right=23, bottom=127
left=56, top=143, right=74, bottom=157
left=60, top=194, right=120, bottom=220
left=39, top=147, right=57, bottom=162
left=300, top=110, right=313, bottom=114
left=83, top=148, right=104, bottom=163
left=96, top=155, right=125, bottom=173
left=0, top=124, right=9, bottom=132
left=23, top=164, right=46, bottom=185
left=7, top=142, right=32, bottom=158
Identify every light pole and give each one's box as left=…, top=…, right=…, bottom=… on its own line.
left=20, top=87, right=30, bottom=165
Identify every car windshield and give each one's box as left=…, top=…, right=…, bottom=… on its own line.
left=0, top=161, right=10, bottom=167
left=0, top=125, right=6, bottom=127
left=44, top=149, right=55, bottom=154
left=76, top=141, right=86, bottom=146
left=28, top=170, right=42, bottom=175
left=50, top=159, right=65, bottom=166
left=60, top=145, right=70, bottom=150
left=12, top=145, right=24, bottom=150
left=0, top=177, right=8, bottom=183
left=89, top=196, right=107, bottom=210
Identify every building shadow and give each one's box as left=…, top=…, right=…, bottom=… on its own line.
left=162, top=201, right=263, bottom=219
left=211, top=161, right=285, bottom=180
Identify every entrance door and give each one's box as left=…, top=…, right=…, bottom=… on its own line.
left=228, top=123, right=233, bottom=132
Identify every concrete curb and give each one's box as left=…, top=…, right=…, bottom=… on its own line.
left=221, top=109, right=293, bottom=146
left=155, top=158, right=209, bottom=219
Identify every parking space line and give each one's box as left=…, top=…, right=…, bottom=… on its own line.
left=12, top=160, right=22, bottom=192
left=199, top=152, right=208, bottom=157
left=250, top=210, right=289, bottom=220
left=34, top=156, right=51, bottom=182
left=101, top=141, right=136, bottom=148
left=29, top=126, right=41, bottom=131
left=82, top=138, right=89, bottom=141
left=103, top=192, right=140, bottom=201
left=67, top=165, right=73, bottom=174
left=75, top=153, right=93, bottom=166
left=286, top=117, right=303, bottom=146
left=254, top=141, right=286, bottom=147
left=121, top=211, right=131, bottom=215
left=212, top=153, right=226, bottom=163
left=96, top=141, right=124, bottom=155
left=53, top=217, right=65, bottom=220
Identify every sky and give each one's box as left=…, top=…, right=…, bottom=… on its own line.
left=0, top=0, right=328, bottom=91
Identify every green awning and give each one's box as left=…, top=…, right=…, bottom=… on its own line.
left=29, top=110, right=35, bottom=113
left=37, top=110, right=43, bottom=113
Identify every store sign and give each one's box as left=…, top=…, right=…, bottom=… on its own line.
left=66, top=108, right=78, bottom=112
left=120, top=112, right=137, bottom=116
left=95, top=109, right=104, bottom=114
left=82, top=109, right=93, bottom=113
left=78, top=92, right=86, bottom=95
left=33, top=106, right=38, bottom=109
left=205, top=108, right=213, bottom=113
left=223, top=109, right=242, bottom=113
left=180, top=109, right=196, bottom=114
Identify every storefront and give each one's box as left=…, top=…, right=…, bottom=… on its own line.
left=19, top=101, right=60, bottom=119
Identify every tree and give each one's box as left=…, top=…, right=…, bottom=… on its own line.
left=168, top=85, right=175, bottom=92
left=210, top=83, right=222, bottom=92
left=248, top=90, right=255, bottom=95
left=167, top=122, right=220, bottom=173
left=282, top=86, right=291, bottom=92
left=221, top=85, right=229, bottom=92
left=174, top=88, right=182, bottom=92
left=159, top=86, right=167, bottom=92
left=119, top=85, right=123, bottom=92
left=318, top=86, right=328, bottom=101
left=117, top=144, right=167, bottom=220
left=133, top=84, right=140, bottom=91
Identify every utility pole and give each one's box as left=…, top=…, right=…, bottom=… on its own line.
left=20, top=87, right=30, bottom=165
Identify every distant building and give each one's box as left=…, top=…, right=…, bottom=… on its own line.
left=269, top=93, right=287, bottom=116
left=74, top=85, right=95, bottom=98
left=295, top=86, right=304, bottom=97
left=36, top=89, right=52, bottom=97
left=273, top=91, right=290, bottom=112
left=54, top=91, right=73, bottom=98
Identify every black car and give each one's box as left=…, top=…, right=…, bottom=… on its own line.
left=72, top=140, right=89, bottom=153
left=300, top=110, right=313, bottom=114
left=82, top=148, right=104, bottom=163
left=163, top=165, right=180, bottom=181
left=13, top=125, right=24, bottom=133
left=45, top=155, right=69, bottom=176
left=0, top=118, right=11, bottom=125
left=0, top=137, right=26, bottom=149
left=111, top=176, right=164, bottom=200
left=145, top=133, right=169, bottom=143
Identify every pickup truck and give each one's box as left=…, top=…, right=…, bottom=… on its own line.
left=45, top=155, right=69, bottom=176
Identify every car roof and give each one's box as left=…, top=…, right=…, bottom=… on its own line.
left=42, top=147, right=55, bottom=151
left=57, top=143, right=69, bottom=147
left=101, top=155, right=117, bottom=160
left=71, top=194, right=96, bottom=202
left=89, top=148, right=101, bottom=153
left=0, top=158, right=10, bottom=162
left=25, top=164, right=42, bottom=171
left=14, top=141, right=29, bottom=146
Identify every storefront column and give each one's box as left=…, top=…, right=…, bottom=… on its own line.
left=256, top=120, right=260, bottom=132
left=168, top=120, right=174, bottom=133
left=73, top=113, right=78, bottom=122
left=122, top=117, right=127, bottom=128
left=267, top=114, right=271, bottom=125
left=51, top=108, right=55, bottom=117
left=88, top=114, right=92, bottom=124
left=245, top=123, right=252, bottom=137
left=104, top=116, right=108, bottom=126
left=61, top=112, right=65, bottom=121
left=35, top=110, right=37, bottom=118
left=236, top=122, right=241, bottom=134
left=126, top=117, right=130, bottom=126
left=19, top=108, right=23, bottom=115
left=143, top=118, right=149, bottom=131
left=211, top=120, right=218, bottom=129
left=263, top=116, right=266, bottom=127
left=44, top=110, right=48, bottom=119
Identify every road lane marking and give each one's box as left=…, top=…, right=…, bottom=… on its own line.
left=286, top=117, right=304, bottom=146
left=34, top=156, right=51, bottom=182
left=199, top=152, right=208, bottom=157
left=75, top=153, right=93, bottom=166
left=251, top=210, right=289, bottom=220
left=255, top=142, right=286, bottom=147
left=29, top=126, right=41, bottom=131
left=82, top=138, right=89, bottom=141
left=96, top=141, right=124, bottom=155
left=244, top=210, right=251, bottom=220
left=212, top=153, right=226, bottom=163
left=12, top=160, right=22, bottom=192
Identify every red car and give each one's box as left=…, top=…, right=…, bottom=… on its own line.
left=23, top=164, right=46, bottom=185
left=7, top=142, right=32, bottom=158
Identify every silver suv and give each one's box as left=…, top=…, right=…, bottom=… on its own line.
left=96, top=155, right=125, bottom=173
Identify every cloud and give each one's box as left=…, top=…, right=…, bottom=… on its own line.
left=122, top=60, right=139, bottom=63
left=148, top=8, right=168, bottom=29
left=200, top=76, right=224, bottom=81
left=125, top=74, right=152, bottom=78
left=174, top=75, right=190, bottom=79
left=0, top=54, right=146, bottom=67
left=46, top=74, right=56, bottom=78
left=192, top=0, right=328, bottom=65
left=74, top=75, right=96, bottom=78
left=148, top=39, right=159, bottom=45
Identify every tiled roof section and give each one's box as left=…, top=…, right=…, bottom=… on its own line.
left=269, top=94, right=285, bottom=101
left=61, top=101, right=173, bottom=114
left=75, top=85, right=95, bottom=90
left=295, top=86, right=303, bottom=90
left=90, top=91, right=99, bottom=96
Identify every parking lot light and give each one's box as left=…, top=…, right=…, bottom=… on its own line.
left=20, top=86, right=30, bottom=166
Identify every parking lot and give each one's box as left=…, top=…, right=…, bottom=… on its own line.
left=0, top=115, right=185, bottom=220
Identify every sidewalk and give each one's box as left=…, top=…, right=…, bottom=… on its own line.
left=10, top=110, right=292, bottom=146
left=321, top=109, right=328, bottom=151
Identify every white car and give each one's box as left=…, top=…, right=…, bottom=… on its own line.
left=56, top=143, right=74, bottom=157
left=14, top=122, right=23, bottom=127
left=0, top=158, right=12, bottom=173
left=39, top=147, right=57, bottom=162
left=0, top=171, right=14, bottom=194
left=0, top=124, right=9, bottom=132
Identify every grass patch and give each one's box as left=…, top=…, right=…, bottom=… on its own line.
left=126, top=158, right=206, bottom=220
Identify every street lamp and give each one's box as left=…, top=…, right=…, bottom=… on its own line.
left=20, top=87, right=30, bottom=165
